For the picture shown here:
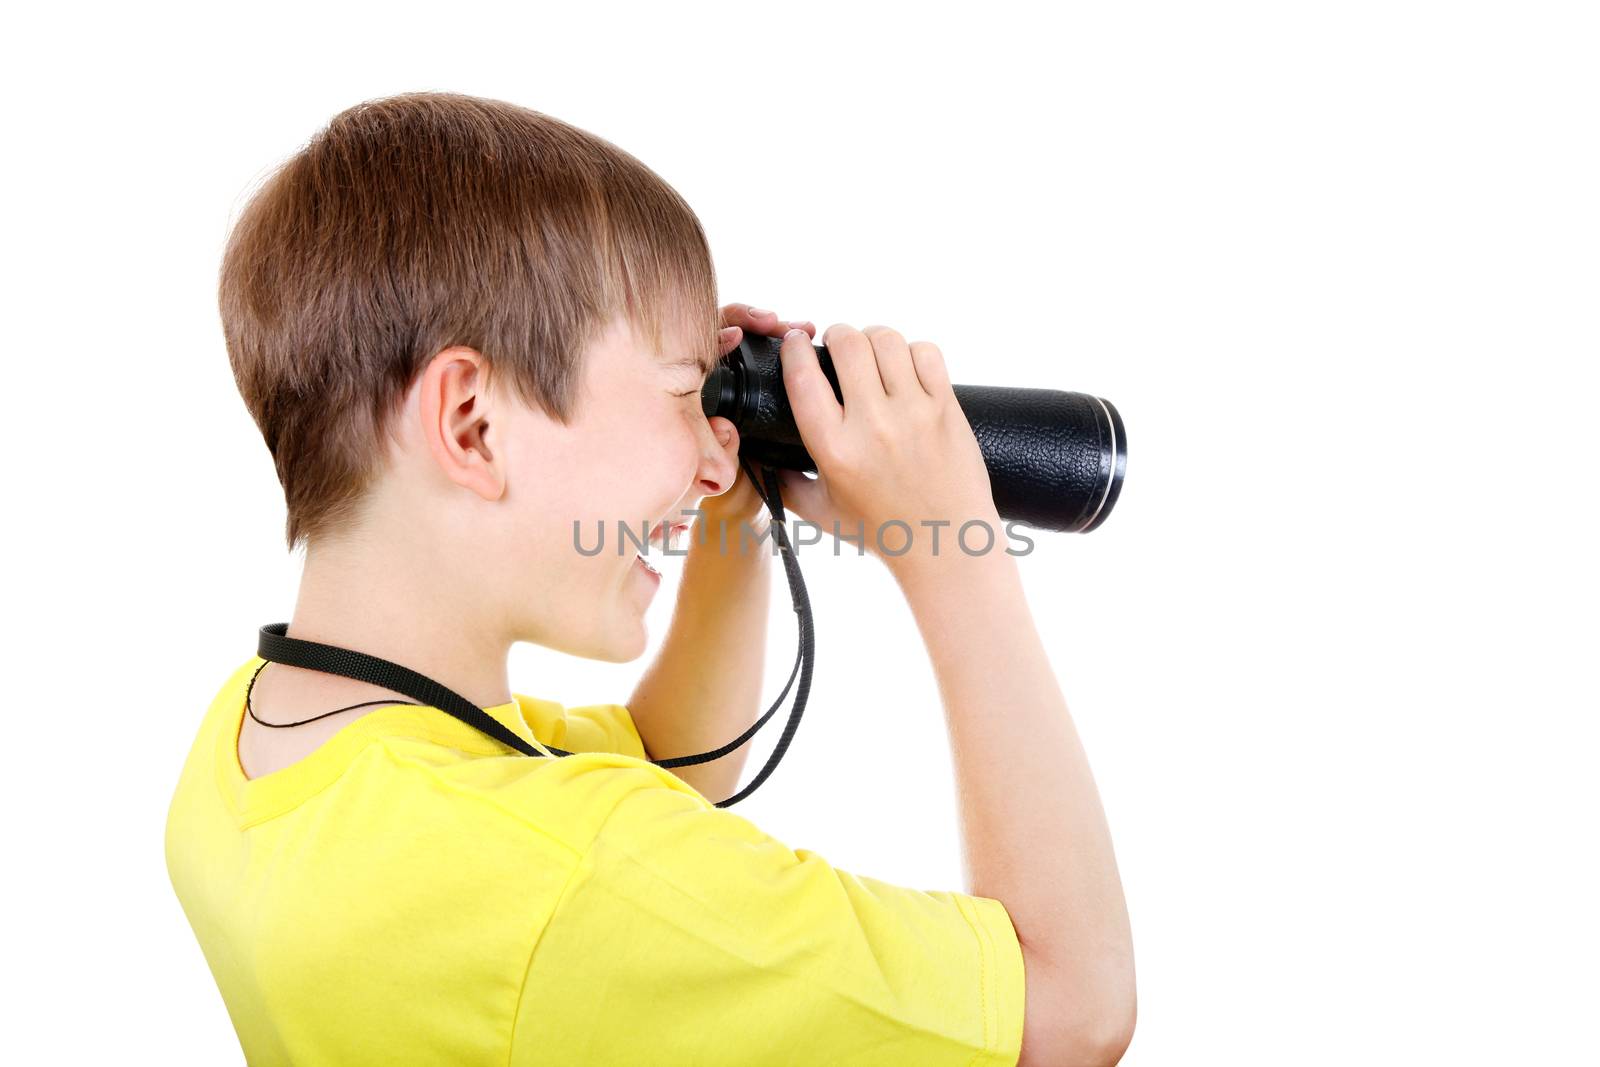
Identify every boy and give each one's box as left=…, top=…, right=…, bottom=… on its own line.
left=166, top=92, right=1135, bottom=1065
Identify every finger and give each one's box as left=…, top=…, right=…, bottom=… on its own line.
left=779, top=327, right=844, bottom=456
left=718, top=325, right=742, bottom=356
left=860, top=324, right=921, bottom=399
left=720, top=303, right=816, bottom=339
left=821, top=323, right=889, bottom=415
left=909, top=340, right=953, bottom=398
left=721, top=303, right=780, bottom=334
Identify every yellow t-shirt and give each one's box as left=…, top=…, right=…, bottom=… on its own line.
left=166, top=655, right=1027, bottom=1065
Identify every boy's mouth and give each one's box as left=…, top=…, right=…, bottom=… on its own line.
left=634, top=519, right=689, bottom=578
left=647, top=520, right=690, bottom=551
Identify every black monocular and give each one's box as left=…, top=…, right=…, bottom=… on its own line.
left=702, top=332, right=1126, bottom=533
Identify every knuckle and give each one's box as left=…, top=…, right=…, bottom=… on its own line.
left=863, top=324, right=907, bottom=348
left=823, top=323, right=865, bottom=353
left=861, top=410, right=897, bottom=447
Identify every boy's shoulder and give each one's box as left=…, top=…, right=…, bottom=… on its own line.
left=168, top=655, right=698, bottom=854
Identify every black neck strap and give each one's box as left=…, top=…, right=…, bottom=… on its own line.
left=255, top=459, right=814, bottom=809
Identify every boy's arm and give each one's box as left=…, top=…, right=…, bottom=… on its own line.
left=626, top=470, right=773, bottom=802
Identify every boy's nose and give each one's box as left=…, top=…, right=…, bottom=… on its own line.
left=697, top=417, right=739, bottom=497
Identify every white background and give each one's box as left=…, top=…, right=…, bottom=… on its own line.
left=5, top=2, right=1596, bottom=1063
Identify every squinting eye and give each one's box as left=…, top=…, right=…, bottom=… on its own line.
left=672, top=388, right=699, bottom=398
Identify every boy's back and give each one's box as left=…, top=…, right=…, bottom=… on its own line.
left=167, top=656, right=1025, bottom=1064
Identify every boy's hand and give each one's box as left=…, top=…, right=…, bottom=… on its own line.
left=698, top=304, right=816, bottom=539
left=716, top=302, right=815, bottom=357
left=772, top=323, right=999, bottom=583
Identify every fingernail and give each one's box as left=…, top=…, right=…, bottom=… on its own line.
left=784, top=328, right=806, bottom=341
left=748, top=306, right=771, bottom=317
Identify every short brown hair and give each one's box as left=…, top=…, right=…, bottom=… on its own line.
left=220, top=92, right=721, bottom=552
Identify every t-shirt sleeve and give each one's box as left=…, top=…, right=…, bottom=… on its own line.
left=510, top=762, right=1026, bottom=1066
left=559, top=702, right=647, bottom=760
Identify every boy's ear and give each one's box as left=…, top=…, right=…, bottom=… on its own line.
left=418, top=346, right=507, bottom=502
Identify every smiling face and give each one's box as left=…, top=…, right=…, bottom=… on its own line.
left=491, top=312, right=738, bottom=662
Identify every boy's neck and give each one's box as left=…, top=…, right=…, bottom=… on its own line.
left=276, top=535, right=517, bottom=713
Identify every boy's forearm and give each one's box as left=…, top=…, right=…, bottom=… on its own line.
left=627, top=531, right=772, bottom=802
left=894, top=549, right=1136, bottom=1036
